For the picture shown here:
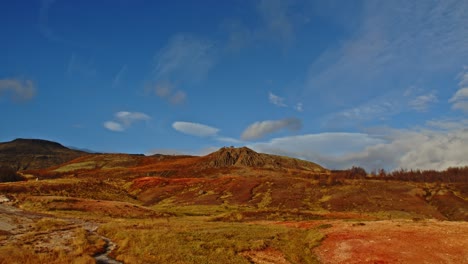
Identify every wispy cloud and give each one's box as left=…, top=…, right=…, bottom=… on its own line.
left=294, top=102, right=303, bottom=112
left=325, top=87, right=440, bottom=128
left=268, top=92, right=303, bottom=112
left=324, top=93, right=401, bottom=128
left=112, top=65, right=127, bottom=87
left=38, top=0, right=62, bottom=42
left=458, top=66, right=468, bottom=86
left=103, top=111, right=150, bottom=132
left=450, top=89, right=468, bottom=112
left=241, top=118, right=302, bottom=140
left=409, top=92, right=438, bottom=112
left=148, top=34, right=217, bottom=104
left=268, top=92, right=287, bottom=107
left=426, top=118, right=468, bottom=130
left=450, top=67, right=468, bottom=112
left=172, top=121, right=219, bottom=137
left=147, top=82, right=186, bottom=105
left=154, top=34, right=216, bottom=82
left=257, top=0, right=294, bottom=44
left=67, top=53, right=97, bottom=77
left=222, top=19, right=252, bottom=52
left=0, top=78, right=36, bottom=101
left=306, top=1, right=468, bottom=108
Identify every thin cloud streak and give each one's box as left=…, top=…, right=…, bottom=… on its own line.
left=241, top=118, right=302, bottom=140
left=172, top=121, right=219, bottom=137
left=112, top=65, right=128, bottom=87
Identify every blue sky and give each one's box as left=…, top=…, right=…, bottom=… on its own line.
left=1, top=0, right=468, bottom=171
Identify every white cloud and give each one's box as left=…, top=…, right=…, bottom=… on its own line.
left=458, top=67, right=468, bottom=86
left=451, top=87, right=468, bottom=102
left=449, top=68, right=468, bottom=113
left=241, top=118, right=302, bottom=140
left=103, top=121, right=124, bottom=132
left=103, top=111, right=150, bottom=132
left=115, top=111, right=150, bottom=125
left=0, top=78, right=36, bottom=101
left=409, top=92, right=438, bottom=112
left=172, top=121, right=219, bottom=137
left=268, top=92, right=287, bottom=107
left=295, top=102, right=303, bottom=112
left=249, top=128, right=468, bottom=171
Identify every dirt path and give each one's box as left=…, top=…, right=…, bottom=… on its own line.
left=0, top=203, right=121, bottom=263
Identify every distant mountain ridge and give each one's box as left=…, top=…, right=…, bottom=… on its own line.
left=0, top=138, right=327, bottom=175
left=0, top=138, right=88, bottom=170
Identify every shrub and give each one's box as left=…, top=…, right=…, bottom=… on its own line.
left=0, top=166, right=24, bottom=182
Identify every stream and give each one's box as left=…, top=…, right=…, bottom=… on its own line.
left=93, top=235, right=122, bottom=264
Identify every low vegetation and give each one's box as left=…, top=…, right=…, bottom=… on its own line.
left=1, top=142, right=467, bottom=263
left=98, top=217, right=324, bottom=264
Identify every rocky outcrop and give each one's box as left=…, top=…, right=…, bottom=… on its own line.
left=201, top=146, right=327, bottom=172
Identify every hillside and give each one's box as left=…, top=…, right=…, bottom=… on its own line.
left=0, top=138, right=467, bottom=263
left=0, top=138, right=88, bottom=170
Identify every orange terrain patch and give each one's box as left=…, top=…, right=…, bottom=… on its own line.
left=314, top=220, right=468, bottom=264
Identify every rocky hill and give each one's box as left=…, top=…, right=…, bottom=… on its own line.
left=200, top=146, right=326, bottom=172
left=0, top=138, right=88, bottom=170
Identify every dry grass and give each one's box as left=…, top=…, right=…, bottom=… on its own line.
left=98, top=216, right=324, bottom=264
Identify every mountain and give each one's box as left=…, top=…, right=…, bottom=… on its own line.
left=0, top=138, right=88, bottom=170
left=199, top=146, right=325, bottom=172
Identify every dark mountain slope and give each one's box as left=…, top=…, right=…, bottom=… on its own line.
left=0, top=138, right=88, bottom=170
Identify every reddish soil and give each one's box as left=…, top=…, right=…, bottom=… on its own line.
left=314, top=220, right=468, bottom=264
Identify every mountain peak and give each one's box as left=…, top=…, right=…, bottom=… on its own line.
left=200, top=146, right=327, bottom=172
left=204, top=146, right=267, bottom=168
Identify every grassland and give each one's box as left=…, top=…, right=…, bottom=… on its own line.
left=1, top=146, right=467, bottom=263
